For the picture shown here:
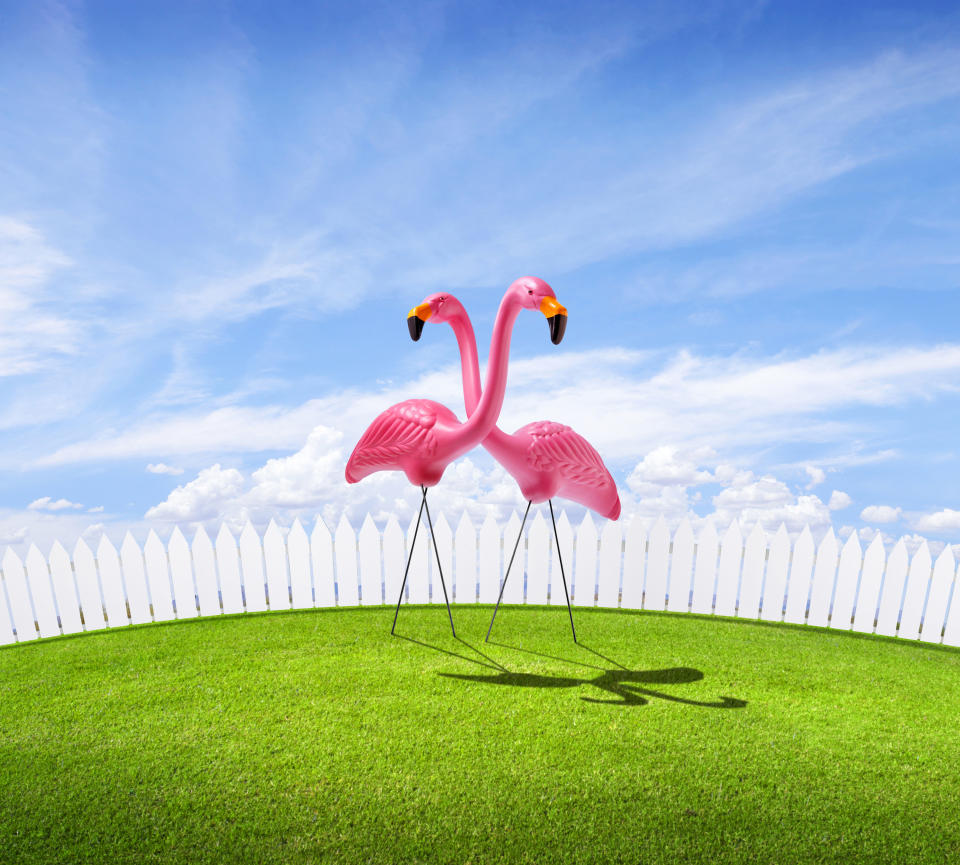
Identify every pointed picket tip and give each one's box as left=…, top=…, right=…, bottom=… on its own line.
left=934, top=543, right=956, bottom=570
left=556, top=509, right=572, bottom=531
left=169, top=526, right=189, bottom=551
left=25, top=544, right=45, bottom=566
left=910, top=539, right=932, bottom=566
left=674, top=517, right=694, bottom=538
left=747, top=522, right=766, bottom=543
left=697, top=519, right=719, bottom=545
left=96, top=534, right=119, bottom=557
left=312, top=515, right=332, bottom=536
left=192, top=524, right=212, bottom=546
left=264, top=519, right=283, bottom=541
left=289, top=517, right=308, bottom=540
left=455, top=511, right=474, bottom=533
left=239, top=520, right=258, bottom=540
left=73, top=536, right=93, bottom=558
left=360, top=513, right=377, bottom=533
left=530, top=509, right=547, bottom=527
left=773, top=523, right=789, bottom=540
left=579, top=511, right=597, bottom=532
left=432, top=511, right=451, bottom=534
left=840, top=531, right=861, bottom=556
left=384, top=513, right=403, bottom=534
left=721, top=520, right=742, bottom=545
left=121, top=531, right=141, bottom=550
left=817, top=526, right=837, bottom=549
left=480, top=511, right=499, bottom=531
left=2, top=546, right=23, bottom=570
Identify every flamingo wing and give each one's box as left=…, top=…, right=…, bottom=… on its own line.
left=521, top=421, right=613, bottom=488
left=346, top=399, right=458, bottom=482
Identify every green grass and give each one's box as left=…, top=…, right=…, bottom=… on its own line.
left=2, top=605, right=959, bottom=864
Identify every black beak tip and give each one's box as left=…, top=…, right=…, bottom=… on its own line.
left=548, top=313, right=567, bottom=345
left=408, top=315, right=425, bottom=341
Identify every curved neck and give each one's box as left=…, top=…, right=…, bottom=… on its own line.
left=445, top=293, right=520, bottom=450
left=448, top=308, right=482, bottom=415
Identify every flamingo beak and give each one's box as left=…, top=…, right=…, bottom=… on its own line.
left=407, top=303, right=432, bottom=341
left=539, top=297, right=568, bottom=344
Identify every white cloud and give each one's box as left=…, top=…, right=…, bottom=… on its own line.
left=28, top=496, right=84, bottom=511
left=861, top=504, right=902, bottom=524
left=829, top=490, right=852, bottom=510
left=711, top=473, right=833, bottom=533
left=87, top=505, right=104, bottom=514
left=146, top=463, right=185, bottom=476
left=145, top=464, right=245, bottom=522
left=805, top=466, right=826, bottom=488
left=911, top=508, right=960, bottom=534
left=0, top=526, right=28, bottom=545
left=626, top=445, right=715, bottom=491
left=248, top=426, right=347, bottom=508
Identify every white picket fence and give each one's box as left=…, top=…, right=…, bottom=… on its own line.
left=1, top=510, right=959, bottom=648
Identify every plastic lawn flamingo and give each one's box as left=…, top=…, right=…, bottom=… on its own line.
left=407, top=279, right=620, bottom=642
left=345, top=277, right=569, bottom=636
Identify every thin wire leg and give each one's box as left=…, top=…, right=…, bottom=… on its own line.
left=422, top=490, right=456, bottom=637
left=550, top=499, right=577, bottom=643
left=486, top=500, right=532, bottom=642
left=391, top=487, right=426, bottom=635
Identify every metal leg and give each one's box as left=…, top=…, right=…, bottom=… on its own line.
left=422, top=490, right=456, bottom=637
left=391, top=487, right=426, bottom=635
left=549, top=499, right=577, bottom=643
left=485, top=500, right=532, bottom=642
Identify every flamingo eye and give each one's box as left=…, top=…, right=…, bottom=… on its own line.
left=528, top=289, right=533, bottom=295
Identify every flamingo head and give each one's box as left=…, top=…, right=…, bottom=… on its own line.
left=508, top=276, right=567, bottom=344
left=406, top=292, right=466, bottom=341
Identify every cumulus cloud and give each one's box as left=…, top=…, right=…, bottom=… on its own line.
left=805, top=466, right=826, bottom=488
left=28, top=496, right=84, bottom=511
left=145, top=464, right=244, bottom=522
left=829, top=490, right=852, bottom=510
left=861, top=505, right=902, bottom=524
left=911, top=508, right=960, bottom=534
left=626, top=445, right=714, bottom=491
left=146, top=463, right=184, bottom=475
left=711, top=473, right=833, bottom=533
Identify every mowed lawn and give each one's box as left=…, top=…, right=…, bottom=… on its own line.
left=1, top=605, right=959, bottom=864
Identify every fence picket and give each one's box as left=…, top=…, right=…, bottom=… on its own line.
left=943, top=559, right=960, bottom=647
left=3, top=548, right=36, bottom=640
left=50, top=541, right=82, bottom=634
left=73, top=539, right=105, bottom=631
left=899, top=542, right=931, bottom=641
left=358, top=514, right=382, bottom=606
left=852, top=535, right=885, bottom=634
left=310, top=518, right=336, bottom=608
left=96, top=536, right=129, bottom=627
left=644, top=516, right=669, bottom=611
left=0, top=562, right=14, bottom=643
left=597, top=519, right=622, bottom=609
left=761, top=524, right=789, bottom=622
left=382, top=515, right=405, bottom=607
left=169, top=528, right=198, bottom=619
left=526, top=512, right=549, bottom=605
left=453, top=513, right=476, bottom=604
left=335, top=516, right=360, bottom=607
left=784, top=527, right=814, bottom=624
left=192, top=527, right=221, bottom=617
left=264, top=520, right=291, bottom=611
left=287, top=519, right=313, bottom=609
left=573, top=512, right=597, bottom=607
left=121, top=534, right=152, bottom=624
left=431, top=513, right=453, bottom=606
left=715, top=522, right=742, bottom=617
left=404, top=513, right=429, bottom=605
left=144, top=531, right=175, bottom=621
left=239, top=523, right=267, bottom=612
left=807, top=529, right=838, bottom=628
left=690, top=521, right=718, bottom=615
left=876, top=539, right=909, bottom=638
left=666, top=519, right=694, bottom=613
left=621, top=515, right=646, bottom=610
left=738, top=523, right=766, bottom=619
left=501, top=511, right=526, bottom=605
left=478, top=514, right=500, bottom=604
left=215, top=524, right=244, bottom=614
left=830, top=533, right=861, bottom=631
left=550, top=511, right=574, bottom=608
left=25, top=545, right=59, bottom=638
left=922, top=546, right=955, bottom=644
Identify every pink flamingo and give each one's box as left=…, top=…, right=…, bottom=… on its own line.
left=407, top=280, right=620, bottom=642
left=345, top=277, right=569, bottom=636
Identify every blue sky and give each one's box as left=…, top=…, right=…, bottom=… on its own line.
left=1, top=0, right=959, bottom=553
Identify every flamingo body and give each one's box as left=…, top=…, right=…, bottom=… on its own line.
left=345, top=399, right=461, bottom=487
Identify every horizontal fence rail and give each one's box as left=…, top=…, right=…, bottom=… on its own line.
left=1, top=513, right=959, bottom=648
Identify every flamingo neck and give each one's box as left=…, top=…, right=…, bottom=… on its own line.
left=448, top=305, right=514, bottom=450
left=445, top=293, right=520, bottom=450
